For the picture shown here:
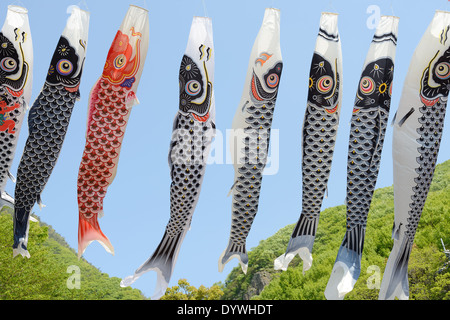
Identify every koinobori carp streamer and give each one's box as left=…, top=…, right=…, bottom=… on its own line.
left=379, top=10, right=450, bottom=300
left=274, top=12, right=342, bottom=274
left=120, top=15, right=215, bottom=300
left=77, top=5, right=149, bottom=257
left=0, top=5, right=33, bottom=210
left=13, top=6, right=89, bottom=258
left=218, top=8, right=283, bottom=274
left=325, top=15, right=399, bottom=300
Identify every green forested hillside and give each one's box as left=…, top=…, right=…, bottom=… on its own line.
left=222, top=160, right=450, bottom=300
left=0, top=207, right=145, bottom=300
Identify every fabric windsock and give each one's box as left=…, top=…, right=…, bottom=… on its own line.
left=379, top=10, right=450, bottom=300
left=324, top=15, right=399, bottom=300
left=13, top=5, right=89, bottom=258
left=120, top=16, right=215, bottom=300
left=219, top=8, right=283, bottom=274
left=274, top=12, right=342, bottom=274
left=0, top=5, right=33, bottom=210
left=77, top=5, right=149, bottom=258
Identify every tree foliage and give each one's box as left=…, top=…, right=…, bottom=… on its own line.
left=161, top=279, right=224, bottom=300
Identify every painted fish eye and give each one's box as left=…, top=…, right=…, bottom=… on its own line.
left=435, top=62, right=450, bottom=80
left=113, top=54, right=126, bottom=69
left=0, top=57, right=17, bottom=72
left=185, top=80, right=201, bottom=96
left=360, top=76, right=375, bottom=95
left=56, top=59, right=73, bottom=75
left=316, top=75, right=333, bottom=93
left=266, top=73, right=280, bottom=88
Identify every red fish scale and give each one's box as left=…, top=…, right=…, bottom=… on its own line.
left=77, top=78, right=131, bottom=222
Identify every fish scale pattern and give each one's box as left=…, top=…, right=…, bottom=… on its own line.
left=407, top=102, right=447, bottom=242
left=292, top=104, right=338, bottom=238
left=346, top=109, right=388, bottom=225
left=0, top=87, right=23, bottom=190
left=166, top=112, right=211, bottom=237
left=14, top=83, right=77, bottom=211
left=77, top=79, right=131, bottom=221
left=343, top=107, right=388, bottom=254
left=228, top=101, right=274, bottom=250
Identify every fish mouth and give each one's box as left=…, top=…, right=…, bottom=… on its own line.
left=65, top=83, right=80, bottom=93
left=325, top=103, right=339, bottom=114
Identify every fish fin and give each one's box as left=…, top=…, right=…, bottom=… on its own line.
left=241, top=100, right=249, bottom=112
left=120, top=229, right=188, bottom=300
left=29, top=213, right=38, bottom=223
left=397, top=107, right=415, bottom=127
left=12, top=239, right=31, bottom=258
left=227, top=180, right=237, bottom=197
left=218, top=240, right=248, bottom=274
left=391, top=221, right=402, bottom=240
left=24, top=101, right=30, bottom=112
left=390, top=110, right=397, bottom=126
left=0, top=191, right=14, bottom=209
left=275, top=215, right=317, bottom=272
left=125, top=91, right=138, bottom=109
left=37, top=195, right=46, bottom=210
left=324, top=226, right=365, bottom=300
left=78, top=215, right=114, bottom=258
left=8, top=170, right=16, bottom=183
left=13, top=207, right=32, bottom=258
left=379, top=236, right=411, bottom=300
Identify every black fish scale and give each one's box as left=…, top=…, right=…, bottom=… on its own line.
left=14, top=83, right=77, bottom=211
left=291, top=104, right=338, bottom=238
left=228, top=101, right=274, bottom=247
left=166, top=113, right=212, bottom=237
left=406, top=102, right=447, bottom=242
left=346, top=108, right=388, bottom=229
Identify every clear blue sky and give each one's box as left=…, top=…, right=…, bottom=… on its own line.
left=2, top=0, right=450, bottom=298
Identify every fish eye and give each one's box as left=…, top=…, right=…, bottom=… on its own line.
left=359, top=76, right=375, bottom=95
left=435, top=62, right=450, bottom=80
left=0, top=57, right=17, bottom=72
left=114, top=54, right=126, bottom=69
left=56, top=59, right=73, bottom=75
left=316, top=75, right=333, bottom=94
left=185, top=80, right=201, bottom=96
left=266, top=73, right=280, bottom=88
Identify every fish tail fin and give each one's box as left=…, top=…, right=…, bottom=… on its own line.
left=324, top=225, right=365, bottom=300
left=218, top=240, right=248, bottom=274
left=379, top=234, right=412, bottom=300
left=12, top=207, right=32, bottom=258
left=78, top=215, right=114, bottom=258
left=274, top=214, right=317, bottom=272
left=120, top=229, right=188, bottom=300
